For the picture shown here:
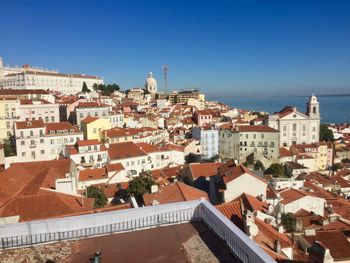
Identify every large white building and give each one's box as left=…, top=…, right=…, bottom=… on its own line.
left=0, top=57, right=103, bottom=95
left=14, top=120, right=83, bottom=163
left=268, top=94, right=320, bottom=146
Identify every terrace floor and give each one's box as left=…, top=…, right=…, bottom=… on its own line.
left=0, top=221, right=240, bottom=263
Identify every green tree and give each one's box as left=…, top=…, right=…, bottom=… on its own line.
left=3, top=135, right=16, bottom=157
left=81, top=81, right=91, bottom=93
left=254, top=160, right=265, bottom=171
left=331, top=163, right=342, bottom=172
left=265, top=163, right=285, bottom=177
left=281, top=213, right=296, bottom=232
left=86, top=186, right=108, bottom=208
left=185, top=153, right=201, bottom=163
left=93, top=83, right=120, bottom=96
left=320, top=124, right=334, bottom=142
left=122, top=173, right=155, bottom=203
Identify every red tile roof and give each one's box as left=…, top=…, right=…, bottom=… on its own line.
left=189, top=162, right=221, bottom=180
left=79, top=168, right=107, bottom=182
left=81, top=116, right=99, bottom=124
left=303, top=230, right=350, bottom=261
left=279, top=147, right=294, bottom=157
left=45, top=122, right=78, bottom=133
left=143, top=182, right=208, bottom=206
left=236, top=125, right=279, bottom=133
left=77, top=139, right=101, bottom=147
left=108, top=142, right=147, bottom=160
left=220, top=163, right=266, bottom=185
left=216, top=201, right=244, bottom=230
left=106, top=163, right=125, bottom=172
left=15, top=119, right=45, bottom=129
left=279, top=188, right=311, bottom=205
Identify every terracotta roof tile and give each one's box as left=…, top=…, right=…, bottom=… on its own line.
left=79, top=168, right=107, bottom=182
left=143, top=182, right=208, bottom=206
left=108, top=142, right=147, bottom=160
left=15, top=119, right=45, bottom=130
left=189, top=162, right=221, bottom=180
left=216, top=201, right=244, bottom=230
left=81, top=116, right=99, bottom=124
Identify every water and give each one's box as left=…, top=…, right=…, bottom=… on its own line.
left=208, top=95, right=350, bottom=124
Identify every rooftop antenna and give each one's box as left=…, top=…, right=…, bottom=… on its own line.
left=162, top=64, right=168, bottom=94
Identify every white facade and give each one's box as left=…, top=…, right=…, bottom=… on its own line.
left=1, top=70, right=103, bottom=95
left=192, top=127, right=219, bottom=159
left=19, top=100, right=60, bottom=123
left=278, top=195, right=325, bottom=216
left=75, top=104, right=110, bottom=126
left=109, top=113, right=124, bottom=128
left=145, top=72, right=157, bottom=94
left=66, top=143, right=108, bottom=169
left=268, top=95, right=320, bottom=146
left=15, top=121, right=83, bottom=162
left=223, top=173, right=267, bottom=203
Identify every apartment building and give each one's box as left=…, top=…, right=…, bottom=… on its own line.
left=192, top=126, right=219, bottom=159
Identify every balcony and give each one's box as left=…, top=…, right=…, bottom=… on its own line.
left=0, top=200, right=275, bottom=262
left=29, top=143, right=36, bottom=148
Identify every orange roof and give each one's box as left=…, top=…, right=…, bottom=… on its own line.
left=279, top=188, right=311, bottom=205
left=221, top=163, right=266, bottom=185
left=79, top=168, right=107, bottom=181
left=105, top=127, right=139, bottom=137
left=279, top=147, right=293, bottom=157
left=303, top=230, right=350, bottom=261
left=136, top=143, right=160, bottom=153
left=0, top=159, right=75, bottom=208
left=81, top=116, right=99, bottom=124
left=189, top=162, right=221, bottom=180
left=77, top=139, right=101, bottom=147
left=216, top=201, right=244, bottom=230
left=46, top=122, right=78, bottom=132
left=0, top=189, right=94, bottom=222
left=143, top=182, right=208, bottom=206
left=254, top=217, right=293, bottom=249
left=108, top=142, right=147, bottom=160
left=236, top=125, right=279, bottom=133
left=106, top=163, right=125, bottom=172
left=15, top=119, right=45, bottom=129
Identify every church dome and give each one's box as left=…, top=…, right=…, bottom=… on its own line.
left=145, top=72, right=157, bottom=93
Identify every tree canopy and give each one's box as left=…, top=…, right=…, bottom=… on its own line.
left=81, top=81, right=91, bottom=93
left=254, top=160, right=265, bottom=171
left=3, top=135, right=16, bottom=157
left=93, top=83, right=120, bottom=96
left=281, top=213, right=296, bottom=232
left=265, top=163, right=285, bottom=177
left=86, top=186, right=108, bottom=208
left=122, top=173, right=155, bottom=203
left=320, top=124, right=334, bottom=142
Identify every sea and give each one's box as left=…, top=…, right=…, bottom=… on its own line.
left=207, top=95, right=350, bottom=124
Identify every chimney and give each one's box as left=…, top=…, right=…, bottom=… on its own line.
left=151, top=184, right=159, bottom=193
left=274, top=240, right=281, bottom=254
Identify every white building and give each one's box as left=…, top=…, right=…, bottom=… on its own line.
left=1, top=67, right=103, bottom=95
left=277, top=188, right=325, bottom=216
left=14, top=120, right=83, bottom=162
left=66, top=139, right=108, bottom=169
left=268, top=95, right=320, bottom=146
left=192, top=126, right=219, bottom=159
left=145, top=72, right=157, bottom=94
left=219, top=163, right=267, bottom=203
left=108, top=141, right=185, bottom=178
left=18, top=99, right=60, bottom=123
left=75, top=101, right=110, bottom=126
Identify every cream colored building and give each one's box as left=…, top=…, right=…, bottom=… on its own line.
left=268, top=95, right=320, bottom=146
left=0, top=99, right=20, bottom=141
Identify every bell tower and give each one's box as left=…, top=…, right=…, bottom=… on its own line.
left=306, top=93, right=320, bottom=119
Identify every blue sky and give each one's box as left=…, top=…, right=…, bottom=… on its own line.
left=1, top=0, right=349, bottom=97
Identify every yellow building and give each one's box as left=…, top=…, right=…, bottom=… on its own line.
left=81, top=116, right=112, bottom=141
left=0, top=99, right=20, bottom=142
left=291, top=142, right=329, bottom=171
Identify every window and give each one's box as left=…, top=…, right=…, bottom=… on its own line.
left=293, top=124, right=297, bottom=131
left=51, top=116, right=55, bottom=122
left=45, top=117, right=49, bottom=122
left=41, top=150, right=45, bottom=154
left=21, top=141, right=25, bottom=145
left=21, top=152, right=26, bottom=157
left=93, top=128, right=97, bottom=134
left=261, top=134, right=264, bottom=139
left=30, top=131, right=33, bottom=136
left=40, top=139, right=44, bottom=143
left=6, top=121, right=10, bottom=129
left=20, top=131, right=24, bottom=137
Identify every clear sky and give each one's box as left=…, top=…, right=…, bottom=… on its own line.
left=1, top=0, right=349, bottom=97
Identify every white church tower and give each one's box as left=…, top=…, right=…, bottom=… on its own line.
left=306, top=93, right=320, bottom=119
left=145, top=72, right=157, bottom=94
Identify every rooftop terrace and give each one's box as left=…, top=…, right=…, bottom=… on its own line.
left=0, top=199, right=275, bottom=263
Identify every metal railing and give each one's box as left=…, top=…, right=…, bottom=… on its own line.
left=0, top=200, right=275, bottom=263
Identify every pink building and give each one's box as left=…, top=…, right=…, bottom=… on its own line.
left=193, top=110, right=212, bottom=127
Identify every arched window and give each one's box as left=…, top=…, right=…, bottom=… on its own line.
left=313, top=106, right=317, bottom=114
